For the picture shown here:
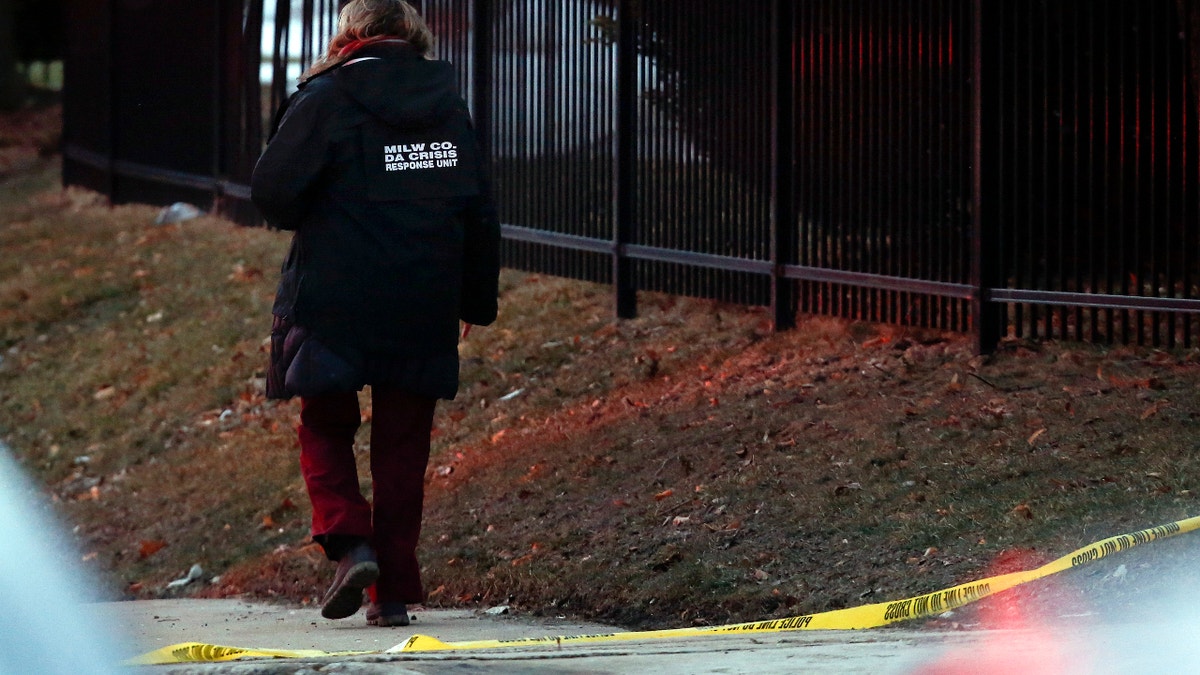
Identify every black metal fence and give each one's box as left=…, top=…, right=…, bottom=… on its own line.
left=62, top=0, right=1200, bottom=350
left=61, top=1, right=258, bottom=220
left=986, top=0, right=1200, bottom=348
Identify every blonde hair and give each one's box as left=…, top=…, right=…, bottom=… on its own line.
left=301, top=0, right=434, bottom=82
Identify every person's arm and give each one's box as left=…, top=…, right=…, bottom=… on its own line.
left=251, top=89, right=332, bottom=229
left=459, top=153, right=501, bottom=327
left=456, top=107, right=501, bottom=326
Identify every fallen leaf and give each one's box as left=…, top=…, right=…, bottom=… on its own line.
left=671, top=516, right=690, bottom=526
left=654, top=489, right=674, bottom=501
left=1141, top=401, right=1167, bottom=420
left=1011, top=503, right=1034, bottom=520
left=139, top=540, right=167, bottom=559
left=1027, top=428, right=1046, bottom=445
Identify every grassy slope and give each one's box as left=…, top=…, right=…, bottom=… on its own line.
left=3, top=157, right=1199, bottom=630
left=0, top=159, right=304, bottom=592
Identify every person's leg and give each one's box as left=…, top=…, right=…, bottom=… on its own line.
left=299, top=391, right=379, bottom=619
left=368, top=386, right=437, bottom=608
left=299, top=391, right=373, bottom=545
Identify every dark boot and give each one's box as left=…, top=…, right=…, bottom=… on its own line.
left=320, top=541, right=379, bottom=619
left=365, top=601, right=410, bottom=627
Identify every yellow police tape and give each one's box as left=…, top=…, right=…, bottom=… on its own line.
left=127, top=514, right=1200, bottom=664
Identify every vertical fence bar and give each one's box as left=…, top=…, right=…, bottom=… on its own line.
left=473, top=0, right=492, bottom=163
left=1069, top=1, right=1082, bottom=342
left=245, top=0, right=264, bottom=157
left=1185, top=3, right=1196, bottom=348
left=1162, top=0, right=1175, bottom=348
left=772, top=0, right=796, bottom=330
left=270, top=0, right=290, bottom=115
left=1086, top=5, right=1098, bottom=343
left=974, top=0, right=1003, bottom=353
left=211, top=0, right=222, bottom=210
left=106, top=0, right=118, bottom=200
left=1102, top=2, right=1114, bottom=342
left=301, top=0, right=313, bottom=70
left=613, top=0, right=636, bottom=319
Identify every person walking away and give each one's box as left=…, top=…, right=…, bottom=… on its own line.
left=250, top=0, right=500, bottom=627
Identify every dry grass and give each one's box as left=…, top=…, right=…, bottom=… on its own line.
left=3, top=111, right=1200, bottom=630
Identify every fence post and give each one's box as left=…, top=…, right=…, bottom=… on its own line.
left=771, top=0, right=796, bottom=331
left=211, top=0, right=223, bottom=213
left=972, top=0, right=1004, bottom=353
left=106, top=0, right=118, bottom=200
left=243, top=0, right=264, bottom=170
left=472, top=0, right=492, bottom=162
left=613, top=0, right=637, bottom=319
left=269, top=0, right=291, bottom=118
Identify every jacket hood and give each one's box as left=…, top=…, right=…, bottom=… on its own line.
left=332, top=43, right=463, bottom=129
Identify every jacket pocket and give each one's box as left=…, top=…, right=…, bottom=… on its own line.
left=284, top=335, right=364, bottom=398
left=265, top=315, right=301, bottom=399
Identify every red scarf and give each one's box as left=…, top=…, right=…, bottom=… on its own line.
left=337, top=36, right=407, bottom=59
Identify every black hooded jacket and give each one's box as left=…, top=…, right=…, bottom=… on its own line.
left=252, top=42, right=500, bottom=400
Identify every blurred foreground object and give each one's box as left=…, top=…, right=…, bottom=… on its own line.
left=0, top=442, right=124, bottom=675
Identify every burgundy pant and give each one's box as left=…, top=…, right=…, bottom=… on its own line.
left=298, top=387, right=436, bottom=604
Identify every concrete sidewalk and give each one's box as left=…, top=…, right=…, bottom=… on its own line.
left=91, top=599, right=926, bottom=673
left=93, top=598, right=1200, bottom=673
left=94, top=599, right=619, bottom=660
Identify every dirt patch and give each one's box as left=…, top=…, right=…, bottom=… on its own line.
left=2, top=106, right=1199, bottom=633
